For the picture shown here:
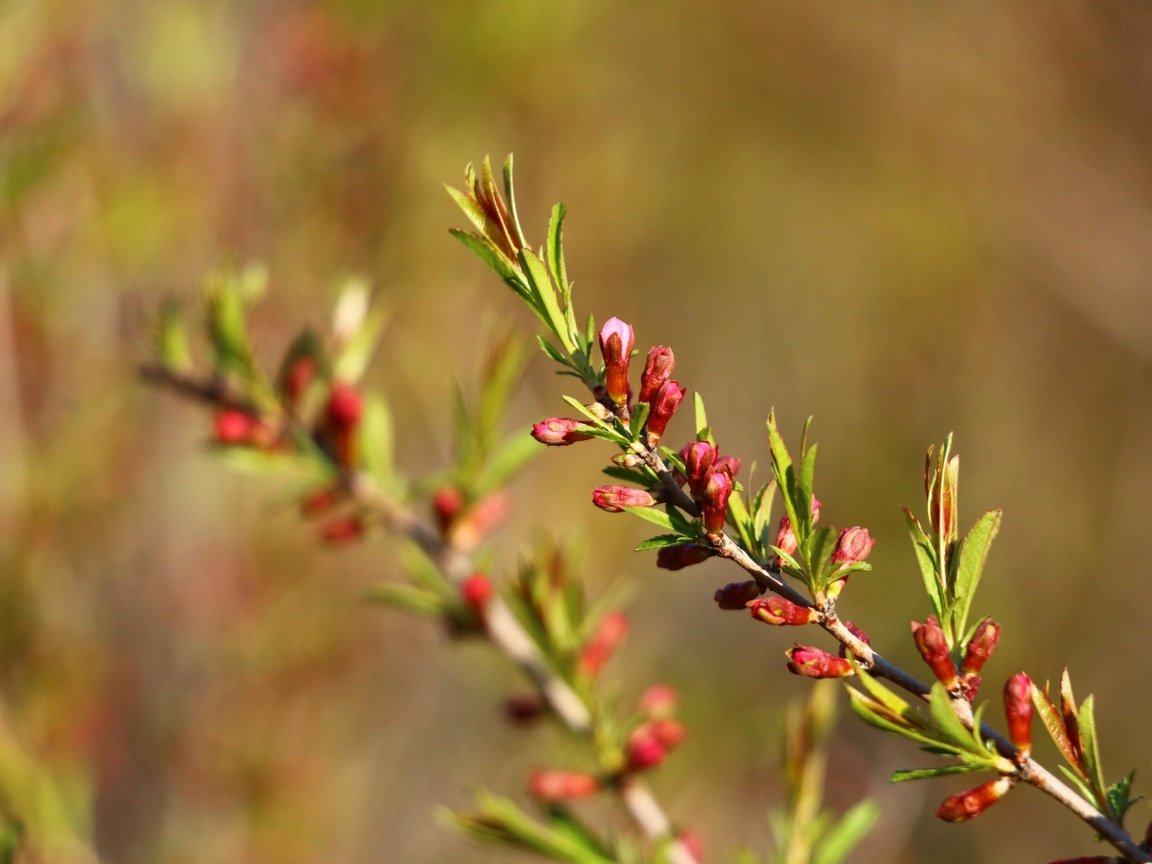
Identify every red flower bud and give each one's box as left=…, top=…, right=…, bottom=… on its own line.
left=749, top=596, right=818, bottom=626
left=935, top=776, right=1013, bottom=822
left=785, top=645, right=854, bottom=678
left=320, top=516, right=364, bottom=544
left=961, top=617, right=1001, bottom=677
left=300, top=486, right=341, bottom=517
left=911, top=616, right=958, bottom=690
left=774, top=498, right=820, bottom=565
left=326, top=382, right=363, bottom=428
left=1004, top=673, right=1034, bottom=756
left=681, top=441, right=718, bottom=497
left=214, top=409, right=258, bottom=445
left=579, top=611, right=629, bottom=677
left=280, top=353, right=316, bottom=406
left=700, top=470, right=733, bottom=535
left=638, top=685, right=679, bottom=718
left=460, top=573, right=493, bottom=623
left=644, top=380, right=685, bottom=445
left=592, top=485, right=656, bottom=513
left=638, top=345, right=675, bottom=404
left=531, top=417, right=592, bottom=446
left=626, top=719, right=685, bottom=771
left=713, top=580, right=762, bottom=610
left=712, top=455, right=741, bottom=479
left=432, top=486, right=464, bottom=535
left=657, top=543, right=712, bottom=570
left=831, top=526, right=875, bottom=564
left=599, top=317, right=635, bottom=405
left=528, top=769, right=600, bottom=802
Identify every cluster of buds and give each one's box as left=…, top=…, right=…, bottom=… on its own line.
left=527, top=768, right=600, bottom=803
left=681, top=440, right=740, bottom=537
left=595, top=319, right=687, bottom=444
left=912, top=615, right=1001, bottom=701
left=625, top=685, right=685, bottom=773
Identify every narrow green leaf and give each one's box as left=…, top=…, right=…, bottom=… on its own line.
left=520, top=248, right=574, bottom=352
left=1058, top=764, right=1099, bottom=805
left=601, top=465, right=656, bottom=485
left=890, top=763, right=988, bottom=782
left=949, top=509, right=1002, bottom=638
left=812, top=800, right=879, bottom=864
left=1031, top=683, right=1079, bottom=768
left=333, top=304, right=385, bottom=384
left=501, top=154, right=528, bottom=251
left=796, top=441, right=818, bottom=536
left=449, top=229, right=522, bottom=291
left=547, top=202, right=572, bottom=308
left=561, top=395, right=617, bottom=433
left=478, top=432, right=539, bottom=494
left=445, top=183, right=490, bottom=235
left=693, top=392, right=711, bottom=440
left=537, top=335, right=572, bottom=367
left=366, top=583, right=447, bottom=618
left=726, top=483, right=757, bottom=552
left=1077, top=695, right=1109, bottom=810
left=156, top=299, right=193, bottom=372
left=903, top=508, right=945, bottom=619
left=624, top=506, right=676, bottom=531
left=635, top=533, right=692, bottom=550
left=926, top=683, right=979, bottom=751
left=358, top=395, right=394, bottom=490
left=629, top=401, right=651, bottom=439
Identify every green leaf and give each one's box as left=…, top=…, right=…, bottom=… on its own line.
left=449, top=229, right=523, bottom=292
left=693, top=392, right=710, bottom=439
left=1032, top=683, right=1079, bottom=768
left=635, top=533, right=692, bottom=550
left=478, top=432, right=539, bottom=495
left=1106, top=771, right=1137, bottom=824
left=1077, top=695, right=1109, bottom=810
left=628, top=401, right=651, bottom=439
left=0, top=819, right=23, bottom=864
left=948, top=509, right=1001, bottom=639
left=520, top=248, right=574, bottom=352
left=623, top=506, right=676, bottom=532
left=537, top=335, right=572, bottom=367
left=560, top=395, right=624, bottom=439
left=155, top=298, right=193, bottom=372
left=332, top=297, right=385, bottom=383
left=445, top=183, right=491, bottom=235
left=903, top=508, right=944, bottom=620
left=796, top=441, right=818, bottom=536
left=890, top=763, right=988, bottom=782
left=501, top=154, right=528, bottom=252
left=547, top=202, right=573, bottom=317
left=366, top=583, right=447, bottom=618
left=812, top=800, right=879, bottom=864
left=358, top=394, right=394, bottom=490
left=926, top=683, right=978, bottom=751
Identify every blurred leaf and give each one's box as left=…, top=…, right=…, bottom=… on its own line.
left=1106, top=772, right=1137, bottom=824
left=812, top=800, right=879, bottom=864
left=215, top=445, right=335, bottom=483
left=155, top=298, right=193, bottom=372
left=890, top=763, right=988, bottom=782
left=0, top=820, right=22, bottom=864
left=358, top=394, right=395, bottom=491
left=635, top=533, right=691, bottom=550
left=332, top=299, right=385, bottom=383
left=366, top=583, right=448, bottom=618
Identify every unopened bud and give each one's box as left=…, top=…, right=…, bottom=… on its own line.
left=638, top=345, right=675, bottom=404
left=681, top=441, right=718, bottom=497
left=638, top=685, right=679, bottom=718
left=831, top=526, right=875, bottom=564
left=935, top=776, right=1013, bottom=822
left=531, top=417, right=592, bottom=446
left=528, top=769, right=600, bottom=802
left=505, top=693, right=546, bottom=725
left=657, top=543, right=712, bottom=571
left=579, top=611, right=630, bottom=677
left=320, top=516, right=364, bottom=544
left=626, top=719, right=685, bottom=771
left=612, top=452, right=644, bottom=468
left=911, top=616, right=958, bottom=690
left=460, top=573, right=493, bottom=624
left=961, top=618, right=1001, bottom=677
left=432, top=487, right=465, bottom=535
left=749, top=596, right=818, bottom=626
left=326, top=381, right=363, bottom=428
left=592, top=485, right=656, bottom=513
left=451, top=492, right=509, bottom=549
left=785, top=645, right=854, bottom=679
left=1004, top=673, right=1034, bottom=756
left=713, top=580, right=761, bottom=610
left=712, top=455, right=741, bottom=479
left=700, top=470, right=733, bottom=535
left=644, top=380, right=686, bottom=445
left=214, top=409, right=259, bottom=445
left=599, top=317, right=635, bottom=405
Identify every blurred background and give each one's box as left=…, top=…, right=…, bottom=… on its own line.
left=3, top=0, right=1152, bottom=861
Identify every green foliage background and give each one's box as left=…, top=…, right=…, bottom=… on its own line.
left=2, top=1, right=1152, bottom=861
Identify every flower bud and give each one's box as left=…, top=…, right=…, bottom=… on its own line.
left=681, top=441, right=718, bottom=497
left=599, top=317, right=635, bottom=405
left=712, top=455, right=741, bottom=479
left=300, top=486, right=340, bottom=517
left=280, top=353, right=316, bottom=406
left=774, top=515, right=798, bottom=563
left=644, top=380, right=686, bottom=445
left=961, top=617, right=1001, bottom=677
left=432, top=486, right=465, bottom=535
left=935, top=776, right=1013, bottom=822
left=451, top=492, right=509, bottom=549
left=785, top=645, right=854, bottom=678
left=326, top=381, right=363, bottom=429
left=911, top=616, right=958, bottom=690
left=460, top=572, right=493, bottom=624
left=505, top=693, right=546, bottom=725
left=1004, top=673, right=1034, bottom=756
left=320, top=516, right=364, bottom=544
left=579, top=610, right=630, bottom=677
left=701, top=469, right=733, bottom=535
left=749, top=596, right=818, bottom=626
left=214, top=409, right=258, bottom=445
left=713, top=580, right=761, bottom=610
left=638, top=345, right=675, bottom=404
left=638, top=685, right=679, bottom=718
left=656, top=543, right=712, bottom=570
left=528, top=769, right=600, bottom=802
left=592, top=485, right=656, bottom=513
left=831, top=526, right=875, bottom=564
left=531, top=417, right=592, bottom=446
left=626, top=719, right=685, bottom=771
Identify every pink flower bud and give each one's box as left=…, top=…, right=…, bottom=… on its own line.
left=626, top=719, right=684, bottom=771
left=638, top=345, right=675, bottom=404
left=531, top=417, right=592, bottom=446
left=912, top=616, right=958, bottom=690
left=644, top=380, right=686, bottom=445
left=592, top=485, right=656, bottom=513
left=638, top=685, right=679, bottom=718
left=935, top=776, right=1013, bottom=822
left=432, top=486, right=464, bottom=535
left=579, top=611, right=630, bottom=677
left=701, top=470, right=733, bottom=535
left=681, top=441, right=718, bottom=497
left=460, top=573, right=493, bottom=623
left=599, top=317, right=635, bottom=405
left=1004, top=673, right=1034, bottom=755
left=774, top=515, right=797, bottom=562
left=528, top=769, right=600, bottom=802
left=656, top=543, right=712, bottom=570
left=961, top=617, right=1001, bottom=677
left=712, top=455, right=741, bottom=479
left=749, top=596, right=818, bottom=626
left=785, top=645, right=854, bottom=678
left=713, top=580, right=761, bottom=610
left=831, top=526, right=875, bottom=564
left=214, top=409, right=258, bottom=445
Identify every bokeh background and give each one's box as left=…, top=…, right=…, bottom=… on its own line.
left=4, top=1, right=1152, bottom=862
